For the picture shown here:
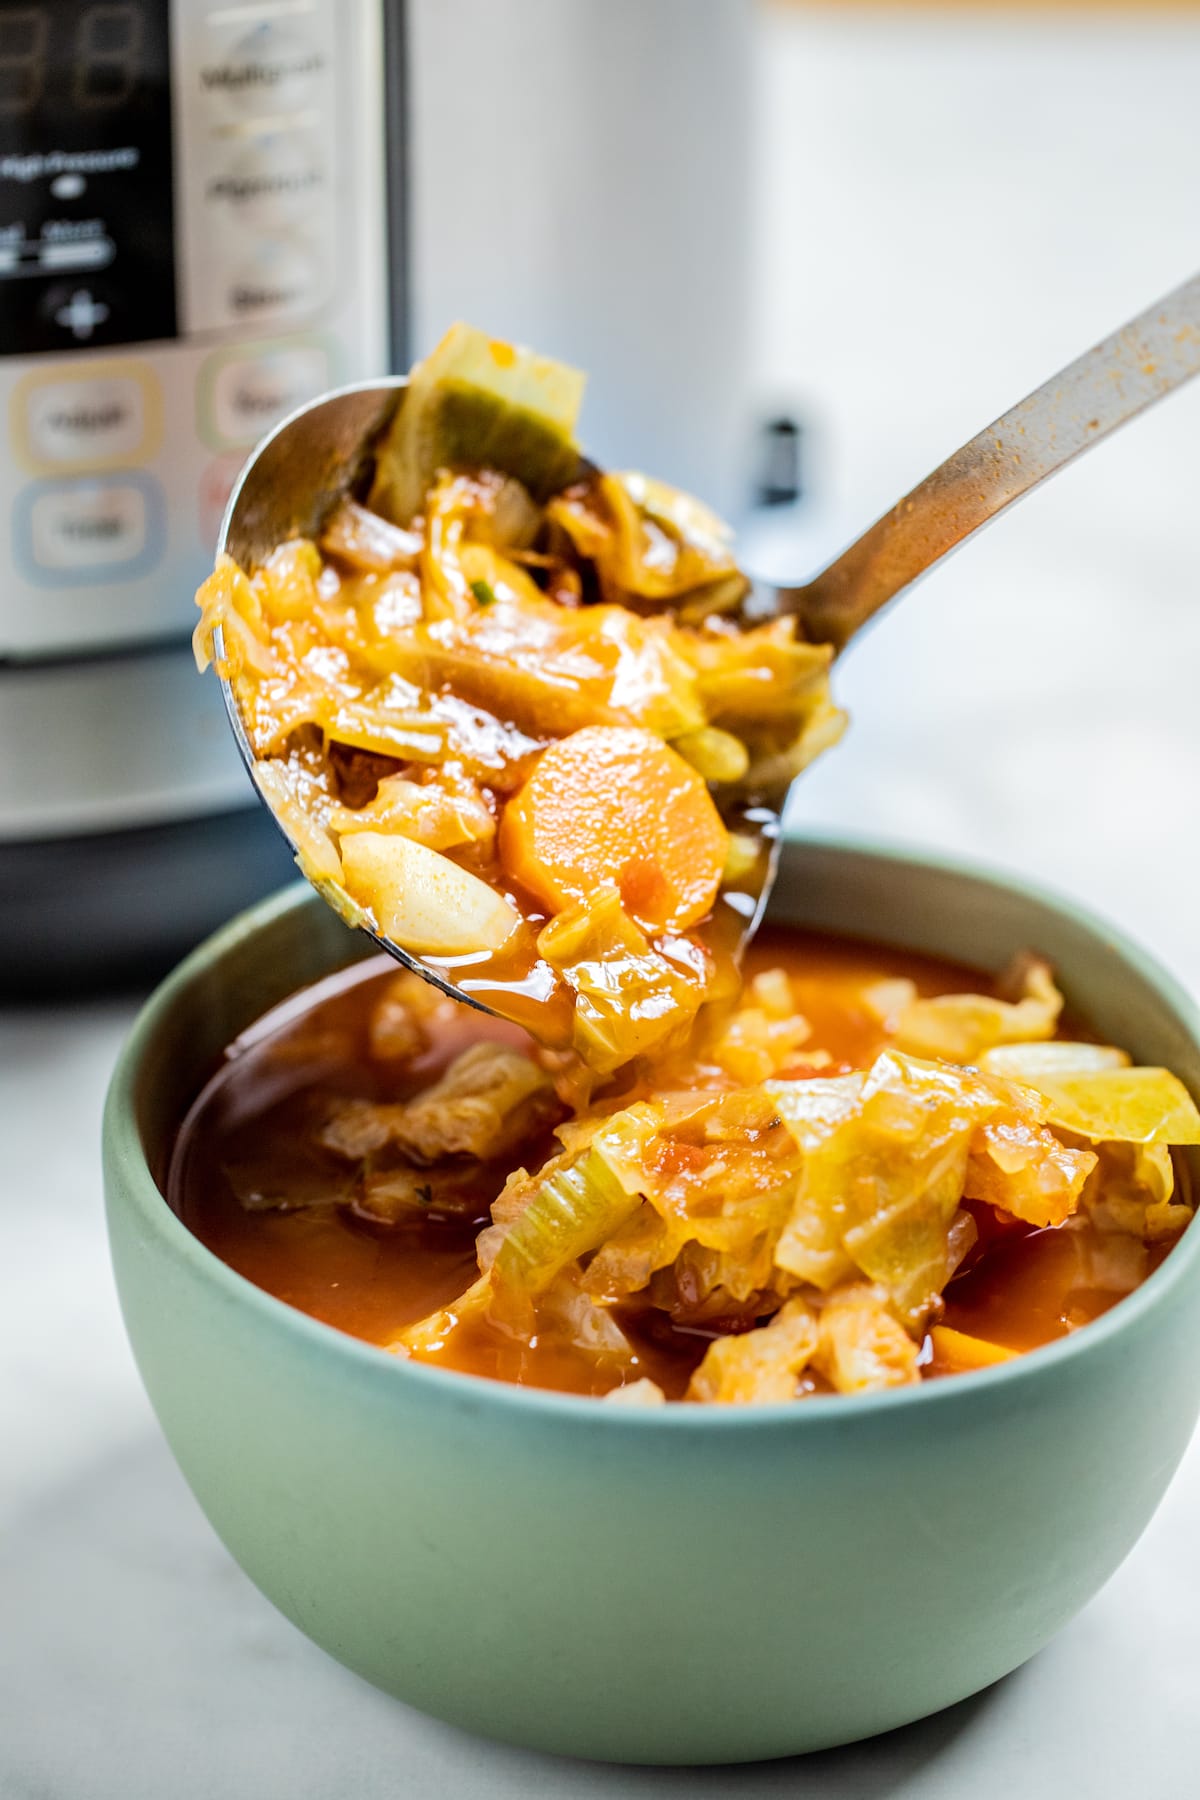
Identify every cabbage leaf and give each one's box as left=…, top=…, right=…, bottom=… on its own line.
left=687, top=1298, right=819, bottom=1404
left=370, top=322, right=585, bottom=524
left=538, top=892, right=712, bottom=1074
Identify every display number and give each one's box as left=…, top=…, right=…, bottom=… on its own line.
left=0, top=10, right=48, bottom=116
left=73, top=5, right=144, bottom=110
left=0, top=3, right=146, bottom=118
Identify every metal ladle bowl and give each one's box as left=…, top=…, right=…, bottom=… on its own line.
left=213, top=376, right=492, bottom=1009
left=214, top=271, right=1200, bottom=1016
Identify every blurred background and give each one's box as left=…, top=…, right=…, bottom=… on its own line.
left=751, top=0, right=1200, bottom=996
left=5, top=2, right=1200, bottom=1789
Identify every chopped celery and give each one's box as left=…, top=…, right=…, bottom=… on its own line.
left=492, top=1110, right=657, bottom=1296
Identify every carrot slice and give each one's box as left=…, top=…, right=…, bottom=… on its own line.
left=928, top=1325, right=1017, bottom=1372
left=499, top=725, right=728, bottom=932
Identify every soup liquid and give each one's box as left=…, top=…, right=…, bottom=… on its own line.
left=168, top=929, right=1174, bottom=1398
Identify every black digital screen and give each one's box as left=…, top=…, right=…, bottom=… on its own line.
left=0, top=1, right=177, bottom=354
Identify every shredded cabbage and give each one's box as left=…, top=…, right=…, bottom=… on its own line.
left=979, top=1040, right=1130, bottom=1078
left=538, top=893, right=712, bottom=1074
left=391, top=1273, right=492, bottom=1358
left=353, top=1162, right=480, bottom=1225
left=814, top=1284, right=921, bottom=1394
left=327, top=768, right=495, bottom=852
left=705, top=967, right=815, bottom=1084
left=252, top=759, right=342, bottom=885
left=579, top=1200, right=682, bottom=1304
left=320, top=1042, right=555, bottom=1163
left=536, top=1268, right=634, bottom=1357
left=319, top=496, right=422, bottom=574
left=547, top=470, right=747, bottom=608
left=868, top=956, right=1063, bottom=1063
left=367, top=970, right=459, bottom=1061
left=687, top=1299, right=819, bottom=1404
left=1082, top=1141, right=1190, bottom=1241
left=672, top=725, right=750, bottom=784
left=1011, top=1066, right=1200, bottom=1146
left=769, top=1051, right=1094, bottom=1326
left=964, top=1116, right=1096, bottom=1227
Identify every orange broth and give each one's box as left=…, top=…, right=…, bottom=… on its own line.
left=167, top=927, right=1176, bottom=1399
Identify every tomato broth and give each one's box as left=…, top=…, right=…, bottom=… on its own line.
left=169, top=928, right=1176, bottom=1400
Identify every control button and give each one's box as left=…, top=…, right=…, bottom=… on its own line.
left=31, top=482, right=146, bottom=569
left=39, top=283, right=115, bottom=342
left=207, top=131, right=327, bottom=232
left=206, top=341, right=329, bottom=451
left=25, top=374, right=148, bottom=467
left=40, top=238, right=115, bottom=275
left=200, top=22, right=325, bottom=119
left=15, top=475, right=164, bottom=584
left=224, top=237, right=324, bottom=326
left=13, top=361, right=162, bottom=475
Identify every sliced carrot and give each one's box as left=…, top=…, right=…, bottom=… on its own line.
left=499, top=725, right=728, bottom=932
left=928, top=1325, right=1018, bottom=1372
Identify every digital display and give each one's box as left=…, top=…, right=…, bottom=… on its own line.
left=0, top=5, right=149, bottom=114
left=0, top=1, right=177, bottom=353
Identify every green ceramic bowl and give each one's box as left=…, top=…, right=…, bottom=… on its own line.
left=103, top=837, right=1200, bottom=1765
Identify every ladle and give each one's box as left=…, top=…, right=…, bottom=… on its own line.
left=215, top=270, right=1200, bottom=1015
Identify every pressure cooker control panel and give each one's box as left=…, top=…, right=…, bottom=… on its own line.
left=0, top=0, right=391, bottom=658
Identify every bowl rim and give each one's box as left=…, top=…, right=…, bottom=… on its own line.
left=104, top=830, right=1200, bottom=1432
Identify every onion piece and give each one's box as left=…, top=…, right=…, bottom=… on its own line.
left=338, top=830, right=521, bottom=956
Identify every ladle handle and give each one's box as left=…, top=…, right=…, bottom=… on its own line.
left=784, top=270, right=1200, bottom=652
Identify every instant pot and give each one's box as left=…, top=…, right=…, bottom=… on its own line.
left=0, top=0, right=752, bottom=987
